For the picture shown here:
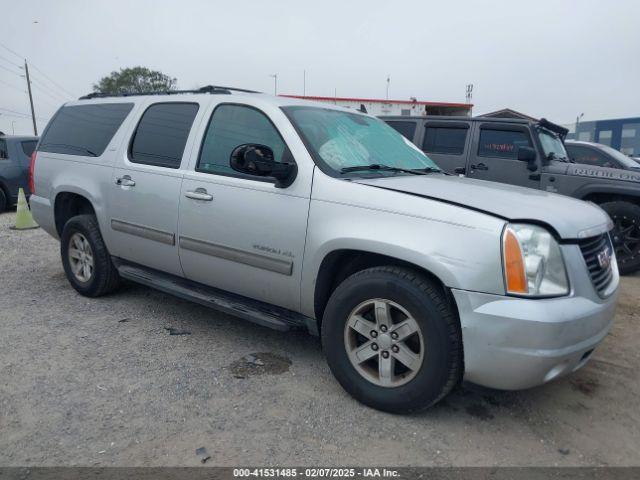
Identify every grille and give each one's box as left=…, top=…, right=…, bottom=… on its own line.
left=578, top=233, right=614, bottom=296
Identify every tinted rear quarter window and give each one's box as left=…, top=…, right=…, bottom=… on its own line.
left=423, top=127, right=468, bottom=154
left=21, top=141, right=37, bottom=157
left=39, top=103, right=134, bottom=156
left=386, top=121, right=416, bottom=140
left=0, top=139, right=7, bottom=159
left=478, top=128, right=531, bottom=159
left=130, top=103, right=199, bottom=169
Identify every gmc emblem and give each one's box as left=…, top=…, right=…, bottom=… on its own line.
left=597, top=248, right=612, bottom=269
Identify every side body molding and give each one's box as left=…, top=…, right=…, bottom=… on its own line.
left=179, top=236, right=293, bottom=276
left=111, top=219, right=175, bottom=245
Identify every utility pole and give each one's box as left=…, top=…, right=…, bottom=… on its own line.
left=575, top=113, right=584, bottom=134
left=24, top=60, right=38, bottom=135
left=270, top=74, right=278, bottom=95
left=303, top=70, right=306, bottom=96
left=386, top=75, right=390, bottom=100
left=465, top=84, right=474, bottom=115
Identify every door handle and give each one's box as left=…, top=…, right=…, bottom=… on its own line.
left=115, top=175, right=136, bottom=187
left=185, top=188, right=213, bottom=201
left=453, top=167, right=466, bottom=175
left=471, top=163, right=488, bottom=171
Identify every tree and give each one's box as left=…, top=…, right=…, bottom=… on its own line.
left=93, top=66, right=177, bottom=95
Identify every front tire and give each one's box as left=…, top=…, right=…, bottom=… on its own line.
left=601, top=201, right=640, bottom=275
left=60, top=214, right=120, bottom=297
left=321, top=266, right=463, bottom=413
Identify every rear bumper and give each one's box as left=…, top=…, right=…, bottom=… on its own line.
left=452, top=288, right=618, bottom=390
left=30, top=194, right=58, bottom=239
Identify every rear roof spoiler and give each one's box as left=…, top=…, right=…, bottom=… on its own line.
left=537, top=118, right=569, bottom=141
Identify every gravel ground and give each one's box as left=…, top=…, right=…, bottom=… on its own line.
left=1, top=210, right=639, bottom=467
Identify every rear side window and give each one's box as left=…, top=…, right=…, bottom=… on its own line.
left=130, top=103, right=199, bottom=169
left=0, top=139, right=7, bottom=159
left=21, top=141, right=37, bottom=157
left=386, top=121, right=416, bottom=140
left=423, top=127, right=468, bottom=155
left=478, top=128, right=532, bottom=159
left=39, top=103, right=133, bottom=157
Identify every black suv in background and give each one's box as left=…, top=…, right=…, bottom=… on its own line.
left=382, top=115, right=640, bottom=274
left=0, top=134, right=38, bottom=211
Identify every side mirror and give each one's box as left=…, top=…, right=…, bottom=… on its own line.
left=517, top=146, right=538, bottom=172
left=230, top=144, right=297, bottom=188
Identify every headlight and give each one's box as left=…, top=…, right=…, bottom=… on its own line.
left=502, top=223, right=569, bottom=297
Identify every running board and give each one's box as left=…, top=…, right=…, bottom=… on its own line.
left=114, top=260, right=315, bottom=333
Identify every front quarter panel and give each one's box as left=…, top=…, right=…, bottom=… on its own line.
left=300, top=172, right=507, bottom=318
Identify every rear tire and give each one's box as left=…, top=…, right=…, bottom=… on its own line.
left=60, top=214, right=120, bottom=297
left=321, top=266, right=463, bottom=413
left=0, top=189, right=6, bottom=212
left=601, top=201, right=640, bottom=275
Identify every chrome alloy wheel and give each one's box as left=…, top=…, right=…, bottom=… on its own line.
left=344, top=298, right=424, bottom=387
left=68, top=232, right=94, bottom=283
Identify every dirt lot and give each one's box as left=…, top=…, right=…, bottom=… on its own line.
left=1, top=210, right=639, bottom=467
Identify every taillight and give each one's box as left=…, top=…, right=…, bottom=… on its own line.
left=29, top=151, right=37, bottom=195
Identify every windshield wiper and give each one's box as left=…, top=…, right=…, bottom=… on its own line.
left=340, top=164, right=431, bottom=175
left=414, top=167, right=446, bottom=174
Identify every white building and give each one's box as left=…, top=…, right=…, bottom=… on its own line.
left=281, top=95, right=472, bottom=117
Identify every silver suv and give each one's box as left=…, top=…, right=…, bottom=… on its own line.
left=30, top=86, right=619, bottom=412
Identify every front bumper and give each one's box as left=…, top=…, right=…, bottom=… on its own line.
left=451, top=287, right=618, bottom=390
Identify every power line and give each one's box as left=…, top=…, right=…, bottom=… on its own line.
left=0, top=111, right=30, bottom=119
left=0, top=53, right=23, bottom=70
left=0, top=110, right=29, bottom=119
left=0, top=108, right=47, bottom=121
left=0, top=106, right=28, bottom=114
left=0, top=42, right=75, bottom=134
left=30, top=78, right=70, bottom=102
left=0, top=63, right=22, bottom=76
left=30, top=92, right=65, bottom=110
left=30, top=63, right=76, bottom=98
left=0, top=41, right=23, bottom=60
left=0, top=77, right=26, bottom=94
left=0, top=40, right=77, bottom=99
left=0, top=63, right=69, bottom=102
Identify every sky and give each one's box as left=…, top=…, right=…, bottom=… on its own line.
left=1, top=0, right=639, bottom=136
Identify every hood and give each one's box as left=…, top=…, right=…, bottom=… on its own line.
left=354, top=174, right=611, bottom=240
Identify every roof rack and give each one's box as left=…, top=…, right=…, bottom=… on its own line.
left=78, top=85, right=259, bottom=100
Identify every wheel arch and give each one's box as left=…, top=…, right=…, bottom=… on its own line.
left=312, top=248, right=459, bottom=328
left=0, top=179, right=11, bottom=208
left=577, top=184, right=640, bottom=207
left=53, top=191, right=97, bottom=236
